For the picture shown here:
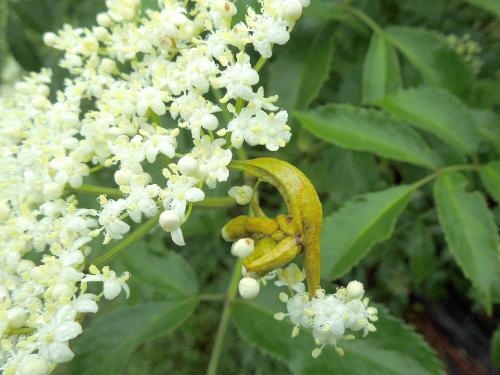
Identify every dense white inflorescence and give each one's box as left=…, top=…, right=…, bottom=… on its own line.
left=273, top=264, right=378, bottom=357
left=0, top=0, right=309, bottom=372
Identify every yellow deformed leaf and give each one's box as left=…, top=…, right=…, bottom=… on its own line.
left=229, top=158, right=323, bottom=296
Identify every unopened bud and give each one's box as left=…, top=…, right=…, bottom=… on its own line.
left=346, top=280, right=364, bottom=300
left=238, top=277, right=260, bottom=299
left=159, top=210, right=181, bottom=232
left=231, top=238, right=254, bottom=258
left=178, top=155, right=199, bottom=176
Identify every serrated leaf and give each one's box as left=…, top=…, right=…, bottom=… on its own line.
left=465, top=0, right=500, bottom=18
left=385, top=26, right=472, bottom=97
left=121, top=246, right=198, bottom=298
left=407, top=221, right=436, bottom=286
left=71, top=299, right=198, bottom=375
left=380, top=86, right=480, bottom=155
left=267, top=17, right=334, bottom=111
left=321, top=185, right=415, bottom=279
left=294, top=104, right=440, bottom=169
left=232, top=298, right=444, bottom=375
left=362, top=32, right=401, bottom=104
left=479, top=161, right=500, bottom=203
left=434, top=172, right=500, bottom=312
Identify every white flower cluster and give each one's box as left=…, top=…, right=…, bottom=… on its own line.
left=0, top=0, right=308, bottom=372
left=274, top=264, right=378, bottom=357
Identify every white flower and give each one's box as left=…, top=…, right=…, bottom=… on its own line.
left=275, top=264, right=378, bottom=357
left=159, top=209, right=185, bottom=246
left=35, top=306, right=83, bottom=363
left=82, top=266, right=130, bottom=300
left=228, top=185, right=254, bottom=205
left=0, top=0, right=308, bottom=370
left=17, top=355, right=51, bottom=375
left=137, top=87, right=168, bottom=117
left=214, top=55, right=259, bottom=101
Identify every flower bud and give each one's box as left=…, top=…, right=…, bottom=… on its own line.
left=228, top=185, right=253, bottom=205
left=178, top=155, right=199, bottom=176
left=201, top=113, right=218, bottom=131
left=238, top=277, right=260, bottom=299
left=284, top=0, right=303, bottom=19
left=6, top=307, right=28, bottom=328
left=231, top=238, right=254, bottom=258
left=42, top=182, right=63, bottom=200
left=159, top=210, right=181, bottom=232
left=114, top=168, right=132, bottom=186
left=96, top=13, right=112, bottom=27
left=346, top=280, right=364, bottom=300
left=100, top=58, right=116, bottom=75
left=43, top=32, right=57, bottom=46
left=18, top=356, right=50, bottom=375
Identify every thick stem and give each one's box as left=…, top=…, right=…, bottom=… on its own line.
left=206, top=259, right=242, bottom=375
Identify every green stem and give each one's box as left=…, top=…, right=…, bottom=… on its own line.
left=206, top=259, right=242, bottom=375
left=7, top=327, right=34, bottom=336
left=254, top=56, right=267, bottom=72
left=93, top=213, right=160, bottom=266
left=89, top=165, right=104, bottom=174
left=68, top=184, right=123, bottom=198
left=345, top=5, right=384, bottom=34
left=413, top=164, right=478, bottom=190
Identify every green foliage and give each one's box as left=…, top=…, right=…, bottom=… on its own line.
left=434, top=172, right=500, bottom=312
left=267, top=17, right=335, bottom=111
left=465, top=0, right=500, bottom=18
left=295, top=104, right=440, bottom=169
left=384, top=26, right=473, bottom=98
left=121, top=247, right=199, bottom=299
left=232, top=294, right=444, bottom=375
left=321, top=185, right=415, bottom=279
left=479, top=161, right=500, bottom=202
left=71, top=299, right=199, bottom=375
left=406, top=221, right=436, bottom=287
left=362, top=32, right=401, bottom=104
left=380, top=86, right=480, bottom=155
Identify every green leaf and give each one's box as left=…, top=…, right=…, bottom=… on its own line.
left=267, top=17, right=335, bottom=111
left=232, top=298, right=444, bottom=375
left=479, top=161, right=500, bottom=203
left=72, top=299, right=198, bottom=375
left=121, top=246, right=198, bottom=298
left=464, top=0, right=500, bottom=18
left=380, top=86, right=480, bottom=155
left=294, top=104, right=440, bottom=169
left=321, top=185, right=415, bottom=279
left=470, top=109, right=500, bottom=153
left=492, top=328, right=500, bottom=368
left=385, top=26, right=472, bottom=97
left=6, top=13, right=42, bottom=71
left=434, top=172, right=500, bottom=312
left=362, top=32, right=401, bottom=104
left=407, top=221, right=436, bottom=286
